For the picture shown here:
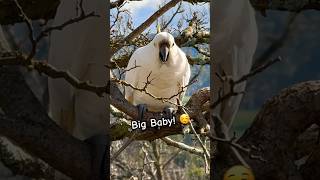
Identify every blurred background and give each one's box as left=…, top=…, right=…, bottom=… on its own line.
left=235, top=11, right=320, bottom=135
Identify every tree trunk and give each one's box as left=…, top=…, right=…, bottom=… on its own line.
left=0, top=66, right=93, bottom=180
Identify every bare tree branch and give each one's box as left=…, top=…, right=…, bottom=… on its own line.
left=111, top=0, right=184, bottom=55
left=252, top=13, right=298, bottom=69
left=0, top=53, right=109, bottom=96
left=151, top=141, right=163, bottom=180
left=0, top=139, right=54, bottom=179
left=213, top=80, right=320, bottom=179
left=13, top=0, right=99, bottom=61
left=161, top=137, right=203, bottom=156
left=161, top=2, right=184, bottom=31
left=0, top=67, right=93, bottom=180
left=211, top=57, right=281, bottom=109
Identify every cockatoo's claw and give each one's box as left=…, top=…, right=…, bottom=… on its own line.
left=84, top=134, right=109, bottom=180
left=137, top=104, right=148, bottom=121
left=163, top=106, right=175, bottom=120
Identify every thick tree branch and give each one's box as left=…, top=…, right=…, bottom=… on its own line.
left=110, top=0, right=183, bottom=55
left=161, top=137, right=203, bottom=156
left=109, top=85, right=210, bottom=141
left=213, top=80, right=320, bottom=179
left=0, top=67, right=93, bottom=180
left=0, top=139, right=54, bottom=179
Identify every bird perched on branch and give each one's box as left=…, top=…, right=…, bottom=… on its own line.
left=125, top=31, right=191, bottom=117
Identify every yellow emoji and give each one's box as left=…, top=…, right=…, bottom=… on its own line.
left=223, top=165, right=255, bottom=180
left=179, top=114, right=190, bottom=125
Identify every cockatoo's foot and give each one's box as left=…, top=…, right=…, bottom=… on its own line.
left=163, top=106, right=175, bottom=120
left=137, top=104, right=148, bottom=121
left=84, top=134, right=109, bottom=180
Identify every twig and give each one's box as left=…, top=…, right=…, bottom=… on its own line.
left=0, top=54, right=108, bottom=96
left=203, top=152, right=209, bottom=174
left=188, top=120, right=210, bottom=159
left=111, top=0, right=183, bottom=55
left=162, top=149, right=181, bottom=169
left=180, top=107, right=210, bottom=159
left=211, top=57, right=281, bottom=109
left=110, top=0, right=126, bottom=9
left=113, top=67, right=197, bottom=107
left=117, top=59, right=141, bottom=80
left=161, top=2, right=184, bottom=31
left=110, top=1, right=129, bottom=29
left=235, top=57, right=281, bottom=85
left=110, top=133, right=136, bottom=162
left=141, top=144, right=158, bottom=180
left=252, top=13, right=298, bottom=69
left=193, top=44, right=210, bottom=57
left=151, top=141, right=163, bottom=180
left=211, top=114, right=266, bottom=163
left=161, top=137, right=203, bottom=156
left=0, top=53, right=189, bottom=104
left=13, top=0, right=99, bottom=61
left=13, top=0, right=35, bottom=61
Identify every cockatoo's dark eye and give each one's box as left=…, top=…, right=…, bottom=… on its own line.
left=172, top=43, right=175, bottom=47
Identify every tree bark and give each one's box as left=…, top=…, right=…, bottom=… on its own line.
left=0, top=66, right=93, bottom=180
left=214, top=81, right=320, bottom=180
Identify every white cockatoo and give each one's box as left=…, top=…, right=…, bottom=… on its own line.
left=48, top=0, right=107, bottom=140
left=125, top=32, right=191, bottom=114
left=212, top=0, right=258, bottom=128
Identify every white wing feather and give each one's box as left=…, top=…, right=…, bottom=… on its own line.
left=124, top=47, right=144, bottom=102
left=48, top=0, right=107, bottom=139
left=212, top=0, right=257, bottom=127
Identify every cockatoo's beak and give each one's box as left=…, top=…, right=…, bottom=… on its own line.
left=159, top=44, right=169, bottom=63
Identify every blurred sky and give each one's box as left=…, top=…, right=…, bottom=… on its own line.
left=111, top=0, right=209, bottom=32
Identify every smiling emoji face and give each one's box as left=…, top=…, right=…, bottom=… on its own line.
left=223, top=165, right=254, bottom=180
left=179, top=114, right=190, bottom=125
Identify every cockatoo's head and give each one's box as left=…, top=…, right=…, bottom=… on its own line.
left=152, top=32, right=176, bottom=63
